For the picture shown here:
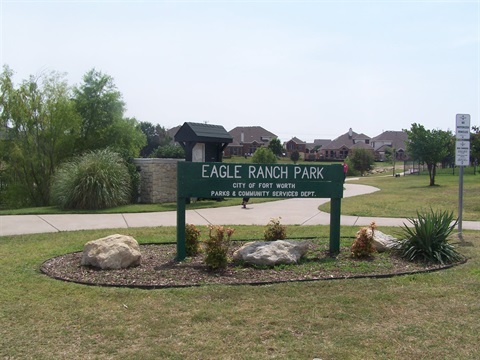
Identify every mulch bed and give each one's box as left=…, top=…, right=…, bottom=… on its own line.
left=40, top=241, right=464, bottom=289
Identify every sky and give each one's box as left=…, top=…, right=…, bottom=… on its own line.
left=1, top=0, right=479, bottom=143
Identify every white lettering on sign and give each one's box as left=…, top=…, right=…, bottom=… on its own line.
left=248, top=165, right=288, bottom=179
left=293, top=166, right=324, bottom=180
left=211, top=190, right=230, bottom=197
left=276, top=183, right=295, bottom=189
left=202, top=164, right=241, bottom=179
left=238, top=190, right=270, bottom=197
left=272, top=191, right=299, bottom=197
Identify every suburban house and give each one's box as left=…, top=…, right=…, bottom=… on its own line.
left=224, top=126, right=277, bottom=157
left=305, top=139, right=331, bottom=160
left=371, top=130, right=409, bottom=161
left=285, top=137, right=306, bottom=158
left=320, top=128, right=372, bottom=160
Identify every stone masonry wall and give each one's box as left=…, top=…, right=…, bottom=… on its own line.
left=132, top=158, right=184, bottom=203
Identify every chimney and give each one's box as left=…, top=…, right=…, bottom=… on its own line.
left=348, top=128, right=353, bottom=139
left=241, top=132, right=244, bottom=143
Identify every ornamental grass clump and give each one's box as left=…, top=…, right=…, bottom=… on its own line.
left=51, top=149, right=131, bottom=210
left=185, top=224, right=201, bottom=257
left=204, top=225, right=235, bottom=270
left=351, top=222, right=377, bottom=258
left=396, top=209, right=463, bottom=264
left=264, top=217, right=287, bottom=241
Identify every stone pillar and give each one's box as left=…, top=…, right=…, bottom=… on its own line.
left=132, top=158, right=184, bottom=203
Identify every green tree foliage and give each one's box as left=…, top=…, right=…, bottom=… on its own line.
left=405, top=123, right=454, bottom=186
left=267, top=138, right=283, bottom=157
left=350, top=148, right=374, bottom=176
left=154, top=144, right=185, bottom=158
left=290, top=150, right=300, bottom=164
left=139, top=122, right=172, bottom=157
left=471, top=126, right=480, bottom=164
left=73, top=69, right=145, bottom=158
left=51, top=149, right=131, bottom=210
left=0, top=66, right=81, bottom=207
left=252, top=147, right=277, bottom=164
left=384, top=146, right=397, bottom=176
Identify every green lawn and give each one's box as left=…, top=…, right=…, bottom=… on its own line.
left=1, top=226, right=479, bottom=359
left=322, top=172, right=479, bottom=221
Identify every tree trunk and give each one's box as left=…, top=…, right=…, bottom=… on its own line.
left=428, top=163, right=436, bottom=186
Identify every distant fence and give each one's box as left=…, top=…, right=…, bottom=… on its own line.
left=403, top=161, right=478, bottom=176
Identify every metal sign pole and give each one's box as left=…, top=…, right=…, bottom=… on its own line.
left=455, top=114, right=470, bottom=242
left=458, top=166, right=464, bottom=241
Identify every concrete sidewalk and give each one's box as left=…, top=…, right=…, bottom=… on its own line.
left=1, top=183, right=479, bottom=236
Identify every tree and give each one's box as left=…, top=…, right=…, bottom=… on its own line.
left=268, top=138, right=283, bottom=157
left=154, top=144, right=185, bottom=158
left=384, top=146, right=396, bottom=176
left=73, top=69, right=145, bottom=158
left=471, top=126, right=480, bottom=165
left=290, top=150, right=300, bottom=164
left=405, top=123, right=453, bottom=186
left=252, top=147, right=277, bottom=164
left=0, top=66, right=81, bottom=207
left=139, top=122, right=172, bottom=157
left=350, top=148, right=374, bottom=176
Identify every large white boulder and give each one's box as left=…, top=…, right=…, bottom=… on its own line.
left=233, top=240, right=310, bottom=266
left=81, top=234, right=141, bottom=270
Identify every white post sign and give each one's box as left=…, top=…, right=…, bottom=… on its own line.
left=455, top=114, right=470, bottom=241
left=455, top=141, right=470, bottom=166
left=455, top=114, right=470, bottom=166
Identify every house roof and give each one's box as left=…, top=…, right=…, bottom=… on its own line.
left=371, top=130, right=408, bottom=150
left=174, top=122, right=233, bottom=143
left=306, top=139, right=331, bottom=150
left=167, top=125, right=181, bottom=141
left=321, top=129, right=371, bottom=150
left=351, top=142, right=374, bottom=150
left=286, top=137, right=306, bottom=144
left=229, top=126, right=277, bottom=145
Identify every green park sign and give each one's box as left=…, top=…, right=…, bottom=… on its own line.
left=176, top=162, right=345, bottom=260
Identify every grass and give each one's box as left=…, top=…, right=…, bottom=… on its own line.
left=1, top=226, right=479, bottom=359
left=321, top=172, right=479, bottom=220
left=0, top=197, right=280, bottom=215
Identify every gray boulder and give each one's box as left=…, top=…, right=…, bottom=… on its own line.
left=81, top=234, right=141, bottom=269
left=372, top=230, right=397, bottom=252
left=233, top=240, right=310, bottom=266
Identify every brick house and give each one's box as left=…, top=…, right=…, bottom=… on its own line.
left=285, top=137, right=306, bottom=158
left=224, top=126, right=277, bottom=157
left=371, top=130, right=409, bottom=161
left=320, top=128, right=371, bottom=160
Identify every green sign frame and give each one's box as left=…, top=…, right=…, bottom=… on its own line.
left=176, top=162, right=344, bottom=260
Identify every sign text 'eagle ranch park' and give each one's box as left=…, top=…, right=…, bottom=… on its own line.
left=177, top=162, right=345, bottom=199
left=175, top=162, right=345, bottom=260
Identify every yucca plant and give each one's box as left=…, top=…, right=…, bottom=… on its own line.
left=51, top=149, right=131, bottom=210
left=396, top=209, right=463, bottom=264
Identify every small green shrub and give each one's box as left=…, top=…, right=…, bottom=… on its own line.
left=351, top=222, right=377, bottom=258
left=51, top=149, right=131, bottom=210
left=264, top=217, right=286, bottom=241
left=185, top=223, right=201, bottom=257
left=204, top=225, right=235, bottom=270
left=396, top=209, right=463, bottom=264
